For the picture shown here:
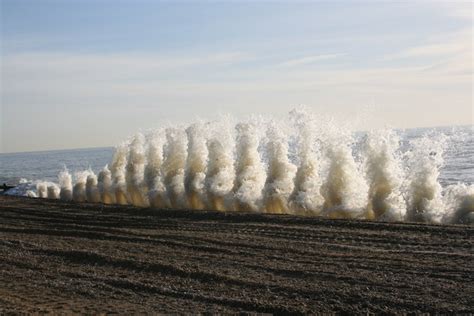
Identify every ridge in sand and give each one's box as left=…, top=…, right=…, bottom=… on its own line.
left=0, top=195, right=472, bottom=313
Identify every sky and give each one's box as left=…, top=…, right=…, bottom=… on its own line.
left=0, top=0, right=472, bottom=153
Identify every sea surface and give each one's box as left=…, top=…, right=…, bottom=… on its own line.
left=1, top=126, right=472, bottom=188
left=0, top=147, right=114, bottom=185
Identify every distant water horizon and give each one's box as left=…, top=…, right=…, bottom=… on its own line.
left=1, top=124, right=472, bottom=187
left=1, top=123, right=472, bottom=155
left=0, top=145, right=115, bottom=156
left=1, top=116, right=473, bottom=224
left=0, top=147, right=115, bottom=185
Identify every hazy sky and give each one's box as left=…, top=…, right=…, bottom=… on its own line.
left=1, top=0, right=472, bottom=153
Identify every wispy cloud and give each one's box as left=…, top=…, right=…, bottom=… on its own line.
left=439, top=1, right=473, bottom=21
left=278, top=53, right=346, bottom=67
left=386, top=43, right=464, bottom=60
left=382, top=27, right=472, bottom=77
left=2, top=51, right=252, bottom=76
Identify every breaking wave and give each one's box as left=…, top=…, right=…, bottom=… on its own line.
left=6, top=110, right=473, bottom=224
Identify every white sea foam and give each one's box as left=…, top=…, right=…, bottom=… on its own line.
left=441, top=183, right=474, bottom=224
left=58, top=168, right=73, bottom=201
left=362, top=129, right=405, bottom=221
left=86, top=171, right=101, bottom=203
left=185, top=122, right=209, bottom=210
left=233, top=121, right=266, bottom=212
left=262, top=121, right=297, bottom=214
left=205, top=119, right=235, bottom=211
left=37, top=182, right=48, bottom=198
left=110, top=143, right=128, bottom=205
left=145, top=129, right=167, bottom=208
left=162, top=127, right=188, bottom=208
left=405, top=133, right=446, bottom=223
left=98, top=165, right=115, bottom=204
left=319, top=120, right=368, bottom=219
left=47, top=183, right=60, bottom=199
left=126, top=134, right=148, bottom=207
left=12, top=111, right=472, bottom=225
left=4, top=179, right=37, bottom=197
left=73, top=170, right=91, bottom=202
left=288, top=109, right=324, bottom=215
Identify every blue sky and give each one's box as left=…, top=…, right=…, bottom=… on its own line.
left=1, top=0, right=472, bottom=152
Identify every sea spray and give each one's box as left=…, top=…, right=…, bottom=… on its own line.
left=110, top=143, right=128, bottom=205
left=442, top=183, right=474, bottom=224
left=73, top=170, right=91, bottom=202
left=126, top=134, right=148, bottom=207
left=162, top=127, right=188, bottom=208
left=405, top=133, right=446, bottom=223
left=86, top=171, right=101, bottom=203
left=205, top=120, right=235, bottom=211
left=23, top=111, right=473, bottom=225
left=47, top=183, right=60, bottom=199
left=37, top=182, right=48, bottom=198
left=184, top=122, right=209, bottom=210
left=145, top=129, right=168, bottom=208
left=262, top=122, right=297, bottom=214
left=363, top=129, right=405, bottom=221
left=4, top=179, right=37, bottom=197
left=26, top=190, right=37, bottom=198
left=288, top=110, right=324, bottom=215
left=98, top=165, right=115, bottom=204
left=58, top=168, right=73, bottom=201
left=233, top=122, right=266, bottom=212
left=320, top=122, right=368, bottom=218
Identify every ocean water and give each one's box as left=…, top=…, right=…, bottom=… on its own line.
left=1, top=126, right=471, bottom=187
left=1, top=117, right=472, bottom=224
left=0, top=147, right=114, bottom=185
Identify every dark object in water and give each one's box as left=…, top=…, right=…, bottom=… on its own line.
left=1, top=183, right=15, bottom=192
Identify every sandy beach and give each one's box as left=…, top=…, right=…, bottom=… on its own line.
left=0, top=195, right=472, bottom=313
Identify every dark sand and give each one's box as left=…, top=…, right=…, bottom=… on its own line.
left=0, top=195, right=472, bottom=314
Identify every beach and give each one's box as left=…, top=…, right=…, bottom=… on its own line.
left=0, top=195, right=472, bottom=313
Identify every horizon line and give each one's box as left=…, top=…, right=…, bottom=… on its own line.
left=1, top=123, right=471, bottom=155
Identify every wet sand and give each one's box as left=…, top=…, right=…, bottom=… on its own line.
left=0, top=195, right=472, bottom=313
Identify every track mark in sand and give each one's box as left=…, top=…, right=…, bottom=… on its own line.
left=0, top=196, right=473, bottom=313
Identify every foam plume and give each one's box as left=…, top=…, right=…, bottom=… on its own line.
left=73, top=170, right=91, bottom=202
left=126, top=134, right=148, bottom=207
left=162, top=128, right=188, bottom=208
left=58, top=168, right=73, bottom=201
left=262, top=122, right=297, bottom=214
left=363, top=129, right=405, bottom=221
left=185, top=122, right=209, bottom=210
left=86, top=171, right=101, bottom=203
left=29, top=111, right=472, bottom=225
left=145, top=130, right=167, bottom=208
left=442, top=184, right=474, bottom=224
left=37, top=182, right=48, bottom=198
left=47, top=183, right=60, bottom=199
left=205, top=120, right=235, bottom=211
left=320, top=123, right=368, bottom=219
left=405, top=133, right=446, bottom=223
left=110, top=144, right=128, bottom=205
left=98, top=165, right=115, bottom=204
left=233, top=122, right=266, bottom=212
left=289, top=110, right=324, bottom=215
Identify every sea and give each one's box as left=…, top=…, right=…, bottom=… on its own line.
left=0, top=122, right=472, bottom=224
left=1, top=125, right=472, bottom=188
